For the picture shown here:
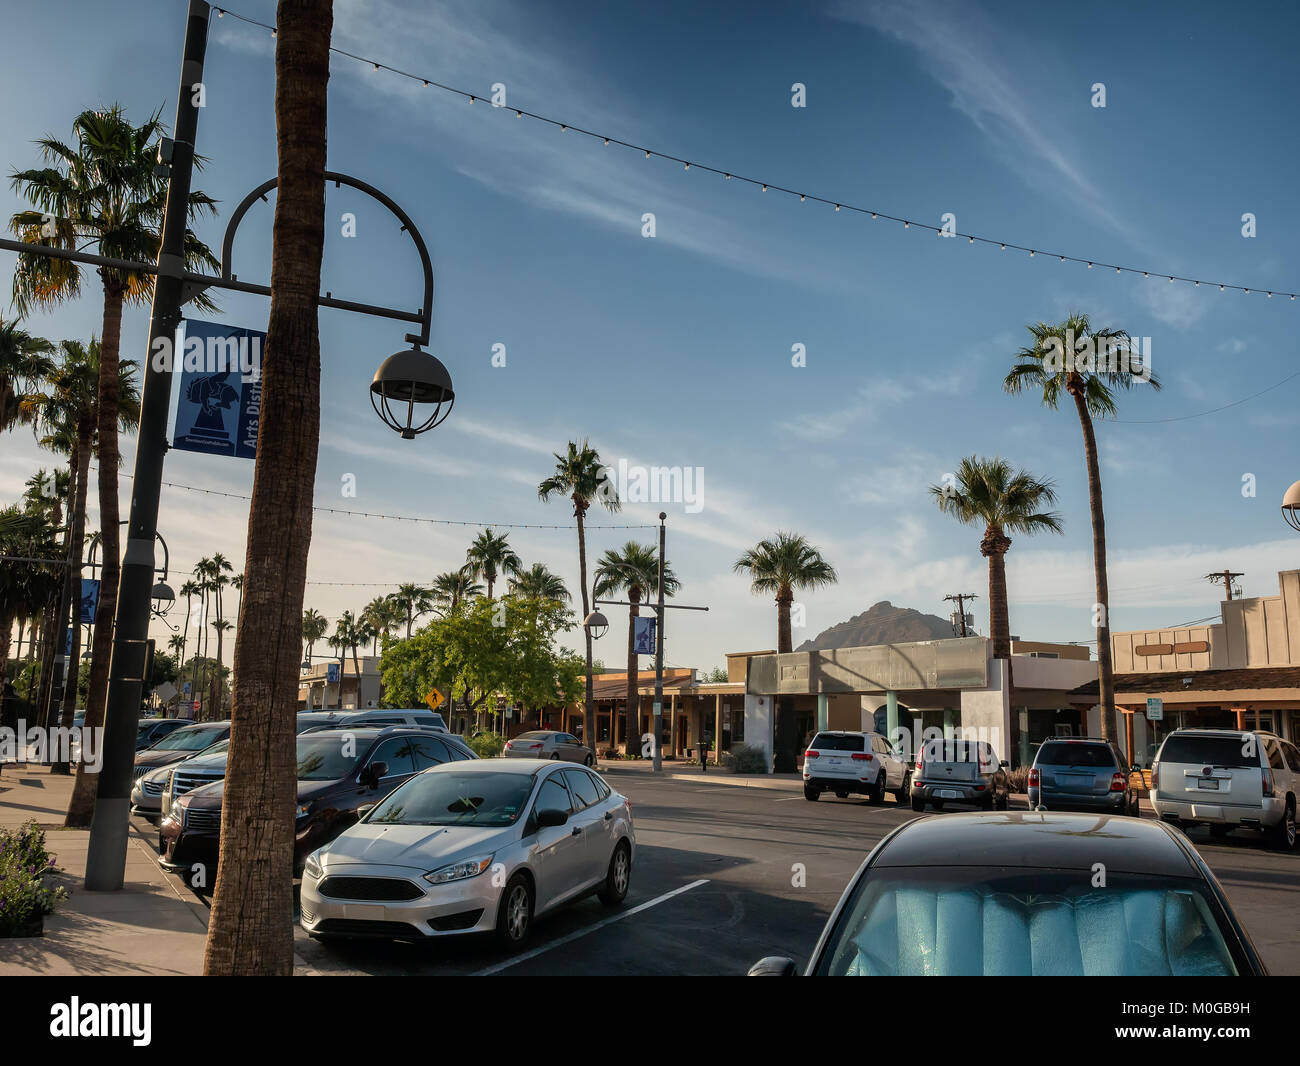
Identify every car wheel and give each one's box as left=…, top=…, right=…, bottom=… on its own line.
left=994, top=793, right=1009, bottom=811
left=1271, top=799, right=1297, bottom=851
left=496, top=873, right=534, bottom=947
left=584, top=754, right=594, bottom=767
left=550, top=753, right=560, bottom=760
left=893, top=772, right=912, bottom=804
left=867, top=773, right=886, bottom=805
left=910, top=790, right=925, bottom=813
left=597, top=841, right=631, bottom=905
left=930, top=799, right=945, bottom=811
left=1209, top=824, right=1232, bottom=838
left=980, top=794, right=994, bottom=811
left=834, top=791, right=849, bottom=799
left=804, top=784, right=820, bottom=801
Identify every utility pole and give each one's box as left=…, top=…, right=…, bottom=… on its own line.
left=944, top=593, right=978, bottom=637
left=652, top=512, right=666, bottom=773
left=1205, top=570, right=1244, bottom=601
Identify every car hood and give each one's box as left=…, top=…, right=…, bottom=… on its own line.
left=134, top=748, right=196, bottom=768
left=321, top=822, right=511, bottom=870
left=181, top=775, right=351, bottom=810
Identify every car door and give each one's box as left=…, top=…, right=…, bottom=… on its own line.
left=562, top=768, right=609, bottom=886
left=407, top=735, right=453, bottom=773
left=554, top=734, right=577, bottom=762
left=529, top=772, right=587, bottom=911
left=872, top=735, right=902, bottom=787
left=362, top=735, right=420, bottom=795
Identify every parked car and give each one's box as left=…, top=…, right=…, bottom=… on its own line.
left=747, top=812, right=1266, bottom=976
left=159, top=726, right=476, bottom=881
left=300, top=759, right=634, bottom=948
left=1028, top=737, right=1139, bottom=815
left=503, top=730, right=595, bottom=766
left=802, top=731, right=910, bottom=804
left=131, top=721, right=231, bottom=781
left=296, top=708, right=447, bottom=733
left=910, top=737, right=1009, bottom=812
left=1150, top=728, right=1299, bottom=850
left=130, top=738, right=228, bottom=822
left=136, top=717, right=193, bottom=751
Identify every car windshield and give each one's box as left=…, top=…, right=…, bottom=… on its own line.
left=196, top=739, right=230, bottom=756
left=1037, top=742, right=1116, bottom=768
left=367, top=771, right=536, bottom=826
left=514, top=732, right=548, bottom=741
left=1159, top=734, right=1258, bottom=768
left=814, top=867, right=1238, bottom=976
left=296, top=734, right=368, bottom=780
left=152, top=726, right=227, bottom=751
left=811, top=733, right=864, bottom=752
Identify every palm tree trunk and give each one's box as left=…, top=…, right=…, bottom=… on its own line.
left=773, top=587, right=797, bottom=773
left=66, top=283, right=126, bottom=827
left=1072, top=391, right=1117, bottom=749
left=625, top=587, right=640, bottom=756
left=54, top=434, right=92, bottom=768
left=204, top=0, right=333, bottom=977
left=981, top=526, right=1012, bottom=659
left=575, top=499, right=594, bottom=748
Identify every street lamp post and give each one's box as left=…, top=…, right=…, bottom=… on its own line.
left=1283, top=481, right=1300, bottom=532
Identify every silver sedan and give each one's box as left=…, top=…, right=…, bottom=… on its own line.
left=300, top=759, right=634, bottom=948
left=503, top=730, right=595, bottom=766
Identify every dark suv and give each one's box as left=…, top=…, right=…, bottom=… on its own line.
left=1028, top=737, right=1140, bottom=815
left=158, top=726, right=476, bottom=883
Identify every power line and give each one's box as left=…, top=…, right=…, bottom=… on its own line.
left=1106, top=367, right=1300, bottom=425
left=211, top=4, right=1299, bottom=303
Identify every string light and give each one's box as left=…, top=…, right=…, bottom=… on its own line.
left=211, top=4, right=1298, bottom=304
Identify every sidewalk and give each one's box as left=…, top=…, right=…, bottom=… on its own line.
left=0, top=764, right=209, bottom=975
left=600, top=759, right=805, bottom=791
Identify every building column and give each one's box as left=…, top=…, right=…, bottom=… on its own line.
left=670, top=694, right=678, bottom=758
left=943, top=706, right=956, bottom=741
left=714, top=693, right=723, bottom=764
left=1018, top=707, right=1030, bottom=767
left=886, top=690, right=899, bottom=741
left=817, top=692, right=829, bottom=732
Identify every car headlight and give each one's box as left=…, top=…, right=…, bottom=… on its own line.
left=423, top=855, right=494, bottom=885
left=296, top=803, right=312, bottom=821
left=304, top=849, right=325, bottom=880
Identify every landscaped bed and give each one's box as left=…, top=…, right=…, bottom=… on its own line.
left=0, top=821, right=67, bottom=937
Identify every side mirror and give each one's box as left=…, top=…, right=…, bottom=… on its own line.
left=747, top=956, right=798, bottom=977
left=536, top=807, right=568, bottom=828
left=356, top=803, right=375, bottom=820
left=362, top=761, right=389, bottom=788
left=999, top=760, right=1009, bottom=768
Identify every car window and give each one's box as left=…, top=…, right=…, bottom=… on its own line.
left=811, top=733, right=864, bottom=752
left=369, top=770, right=534, bottom=826
left=561, top=734, right=579, bottom=746
left=1159, top=734, right=1259, bottom=768
left=296, top=733, right=369, bottom=780
left=367, top=736, right=419, bottom=778
left=152, top=725, right=228, bottom=751
left=444, top=740, right=475, bottom=761
left=1036, top=742, right=1116, bottom=768
left=564, top=769, right=602, bottom=809
left=1283, top=743, right=1300, bottom=774
left=534, top=775, right=573, bottom=815
left=408, top=735, right=452, bottom=771
left=1265, top=740, right=1286, bottom=770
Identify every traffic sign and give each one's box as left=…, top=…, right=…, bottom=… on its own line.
left=1146, top=697, right=1163, bottom=721
left=425, top=689, right=445, bottom=712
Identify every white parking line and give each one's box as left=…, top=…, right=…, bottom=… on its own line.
left=474, top=878, right=710, bottom=976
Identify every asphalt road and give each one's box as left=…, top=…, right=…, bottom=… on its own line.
left=284, top=771, right=1300, bottom=977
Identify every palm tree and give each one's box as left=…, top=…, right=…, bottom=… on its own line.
left=0, top=316, right=54, bottom=432
left=464, top=528, right=521, bottom=600
left=205, top=554, right=234, bottom=717
left=204, top=0, right=334, bottom=977
left=11, top=106, right=219, bottom=818
left=594, top=543, right=679, bottom=755
left=301, top=608, right=328, bottom=664
left=334, top=612, right=364, bottom=699
left=509, top=563, right=570, bottom=604
left=389, top=582, right=434, bottom=638
left=929, top=457, right=1063, bottom=661
left=362, top=596, right=401, bottom=654
left=734, top=533, right=838, bottom=772
left=538, top=440, right=620, bottom=748
left=1004, top=314, right=1162, bottom=750
left=431, top=569, right=481, bottom=614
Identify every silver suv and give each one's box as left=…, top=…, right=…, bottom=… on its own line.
left=1151, top=729, right=1299, bottom=850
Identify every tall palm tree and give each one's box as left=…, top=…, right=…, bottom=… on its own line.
left=205, top=0, right=335, bottom=977
left=11, top=106, right=219, bottom=820
left=431, top=568, right=481, bottom=614
left=538, top=440, right=620, bottom=748
left=464, top=528, right=521, bottom=600
left=301, top=608, right=328, bottom=664
left=362, top=596, right=401, bottom=654
left=389, top=582, right=434, bottom=638
left=205, top=553, right=234, bottom=717
left=1004, top=313, right=1162, bottom=750
left=0, top=316, right=54, bottom=432
left=594, top=543, right=679, bottom=755
left=509, top=563, right=570, bottom=604
left=734, top=532, right=838, bottom=772
left=334, top=611, right=364, bottom=698
left=929, top=457, right=1063, bottom=660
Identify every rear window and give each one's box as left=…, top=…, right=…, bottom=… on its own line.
left=1036, top=742, right=1116, bottom=768
left=921, top=739, right=987, bottom=763
left=810, top=733, right=864, bottom=752
left=1158, top=734, right=1259, bottom=768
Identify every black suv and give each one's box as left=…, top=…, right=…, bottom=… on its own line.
left=159, top=726, right=476, bottom=882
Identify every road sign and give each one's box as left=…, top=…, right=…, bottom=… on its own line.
left=327, top=662, right=340, bottom=684
left=633, top=615, right=657, bottom=655
left=425, top=689, right=445, bottom=712
left=155, top=681, right=178, bottom=703
left=1146, top=697, right=1163, bottom=721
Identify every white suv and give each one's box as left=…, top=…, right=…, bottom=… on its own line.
left=803, top=731, right=910, bottom=804
left=1151, top=728, right=1299, bottom=850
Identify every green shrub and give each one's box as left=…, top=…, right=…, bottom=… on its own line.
left=0, top=821, right=66, bottom=937
left=467, top=733, right=506, bottom=759
left=726, top=744, right=769, bottom=774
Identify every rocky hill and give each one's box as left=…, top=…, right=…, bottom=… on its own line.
left=796, top=601, right=957, bottom=651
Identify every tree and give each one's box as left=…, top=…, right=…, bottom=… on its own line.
left=11, top=105, right=219, bottom=824
left=362, top=596, right=402, bottom=654
left=538, top=440, right=619, bottom=749
left=464, top=528, right=521, bottom=601
left=734, top=532, right=837, bottom=772
left=929, top=456, right=1063, bottom=663
left=389, top=582, right=434, bottom=638
left=1004, top=314, right=1162, bottom=751
left=204, top=0, right=335, bottom=977
left=431, top=569, right=481, bottom=615
left=301, top=608, right=328, bottom=663
left=594, top=542, right=679, bottom=756
left=0, top=506, right=62, bottom=731
left=0, top=317, right=53, bottom=432
left=334, top=611, right=365, bottom=693
left=201, top=554, right=234, bottom=719
left=509, top=563, right=570, bottom=604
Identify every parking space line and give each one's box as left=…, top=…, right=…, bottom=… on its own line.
left=474, top=878, right=710, bottom=976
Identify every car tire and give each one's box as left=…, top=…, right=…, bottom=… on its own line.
left=584, top=754, right=595, bottom=767
left=1270, top=799, right=1297, bottom=851
left=834, top=791, right=849, bottom=799
left=930, top=799, right=945, bottom=811
left=868, top=773, right=886, bottom=805
left=496, top=873, right=534, bottom=947
left=980, top=794, right=994, bottom=811
left=994, top=792, right=1009, bottom=812
left=1209, top=824, right=1232, bottom=838
left=804, top=785, right=820, bottom=801
left=597, top=841, right=631, bottom=906
left=910, top=790, right=925, bottom=813
left=894, top=772, right=912, bottom=804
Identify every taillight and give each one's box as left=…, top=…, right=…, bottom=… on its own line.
left=1109, top=772, right=1126, bottom=792
left=530, top=743, right=543, bottom=749
left=805, top=749, right=819, bottom=759
left=1262, top=767, right=1276, bottom=797
left=851, top=752, right=872, bottom=762
left=1028, top=768, right=1040, bottom=787
left=1152, top=763, right=1159, bottom=789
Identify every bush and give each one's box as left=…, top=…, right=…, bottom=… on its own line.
left=466, top=733, right=505, bottom=759
left=726, top=744, right=769, bottom=775
left=1004, top=766, right=1030, bottom=793
left=0, top=821, right=66, bottom=937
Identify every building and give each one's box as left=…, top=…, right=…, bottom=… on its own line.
left=297, top=655, right=384, bottom=711
left=1070, top=569, right=1300, bottom=765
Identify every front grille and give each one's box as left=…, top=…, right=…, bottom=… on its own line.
left=314, top=918, right=422, bottom=939
left=300, top=902, right=316, bottom=924
left=142, top=777, right=166, bottom=796
left=131, top=764, right=152, bottom=780
left=182, top=808, right=222, bottom=832
left=430, top=909, right=483, bottom=931
left=317, top=876, right=423, bottom=901
left=172, top=769, right=223, bottom=795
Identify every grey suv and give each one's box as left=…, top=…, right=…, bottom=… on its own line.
left=1028, top=738, right=1139, bottom=815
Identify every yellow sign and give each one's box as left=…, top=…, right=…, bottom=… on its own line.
left=425, top=689, right=446, bottom=712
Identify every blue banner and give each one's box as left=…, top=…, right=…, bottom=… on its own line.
left=633, top=615, right=657, bottom=655
left=327, top=662, right=341, bottom=684
left=78, top=578, right=100, bottom=625
left=172, top=319, right=265, bottom=459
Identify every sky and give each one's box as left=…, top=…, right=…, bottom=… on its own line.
left=2, top=0, right=1298, bottom=677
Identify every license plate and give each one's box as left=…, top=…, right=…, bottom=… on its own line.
left=342, top=903, right=387, bottom=920
left=825, top=757, right=841, bottom=766
left=1199, top=778, right=1219, bottom=790
left=936, top=789, right=962, bottom=799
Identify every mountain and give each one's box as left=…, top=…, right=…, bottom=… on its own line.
left=796, top=601, right=957, bottom=651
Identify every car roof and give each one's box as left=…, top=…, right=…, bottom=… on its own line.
left=1165, top=728, right=1277, bottom=738
left=874, top=812, right=1196, bottom=877
left=425, top=758, right=562, bottom=776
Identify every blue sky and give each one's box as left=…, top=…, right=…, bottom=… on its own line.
left=2, top=0, right=1298, bottom=673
